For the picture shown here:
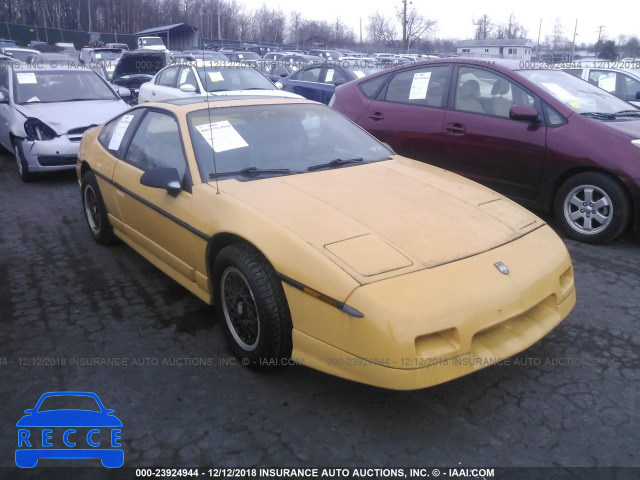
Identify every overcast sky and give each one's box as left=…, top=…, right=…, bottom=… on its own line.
left=239, top=0, right=637, bottom=46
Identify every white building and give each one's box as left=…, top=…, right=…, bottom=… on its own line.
left=456, top=39, right=535, bottom=61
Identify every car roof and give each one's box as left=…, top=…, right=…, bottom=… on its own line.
left=142, top=95, right=314, bottom=113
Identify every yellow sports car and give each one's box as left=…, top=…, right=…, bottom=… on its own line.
left=77, top=96, right=576, bottom=390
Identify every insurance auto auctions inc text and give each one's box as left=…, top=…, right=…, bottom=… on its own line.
left=211, top=467, right=495, bottom=478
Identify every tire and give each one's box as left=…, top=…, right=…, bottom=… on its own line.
left=213, top=244, right=292, bottom=366
left=81, top=170, right=116, bottom=245
left=554, top=172, right=631, bottom=244
left=13, top=139, right=34, bottom=182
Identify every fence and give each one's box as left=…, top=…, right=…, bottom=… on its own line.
left=1, top=22, right=136, bottom=49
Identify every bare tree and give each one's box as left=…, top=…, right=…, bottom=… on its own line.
left=399, top=8, right=436, bottom=52
left=367, top=12, right=397, bottom=48
left=496, top=13, right=527, bottom=40
left=472, top=14, right=493, bottom=40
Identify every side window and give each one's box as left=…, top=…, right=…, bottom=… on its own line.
left=125, top=111, right=187, bottom=183
left=384, top=65, right=451, bottom=108
left=359, top=73, right=390, bottom=99
left=563, top=69, right=582, bottom=78
left=588, top=70, right=616, bottom=94
left=621, top=73, right=640, bottom=101
left=301, top=67, right=322, bottom=82
left=454, top=66, right=534, bottom=118
left=156, top=66, right=179, bottom=87
left=98, top=110, right=144, bottom=158
left=324, top=68, right=348, bottom=85
left=542, top=102, right=566, bottom=127
left=177, top=66, right=199, bottom=92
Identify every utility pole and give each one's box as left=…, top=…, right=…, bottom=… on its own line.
left=88, top=0, right=92, bottom=33
left=571, top=19, right=578, bottom=61
left=536, top=18, right=542, bottom=61
left=217, top=1, right=221, bottom=41
left=402, top=0, right=408, bottom=54
left=595, top=25, right=605, bottom=57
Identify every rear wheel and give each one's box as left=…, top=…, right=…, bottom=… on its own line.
left=13, top=139, right=34, bottom=182
left=554, top=172, right=630, bottom=244
left=81, top=171, right=116, bottom=245
left=213, top=244, right=292, bottom=366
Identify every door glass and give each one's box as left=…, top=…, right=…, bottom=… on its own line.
left=301, top=67, right=322, bottom=82
left=384, top=65, right=451, bottom=107
left=455, top=66, right=534, bottom=118
left=589, top=70, right=617, bottom=94
left=125, top=111, right=187, bottom=183
left=157, top=66, right=179, bottom=87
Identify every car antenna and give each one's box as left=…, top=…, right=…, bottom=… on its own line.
left=201, top=49, right=220, bottom=194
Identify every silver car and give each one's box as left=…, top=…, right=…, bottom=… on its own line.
left=0, top=64, right=129, bottom=181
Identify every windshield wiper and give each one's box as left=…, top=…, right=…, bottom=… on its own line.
left=307, top=158, right=363, bottom=171
left=209, top=167, right=291, bottom=179
left=614, top=110, right=640, bottom=117
left=580, top=112, right=616, bottom=120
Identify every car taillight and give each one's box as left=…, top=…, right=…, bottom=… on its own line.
left=24, top=118, right=57, bottom=141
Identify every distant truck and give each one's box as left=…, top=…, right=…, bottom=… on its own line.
left=136, top=36, right=167, bottom=52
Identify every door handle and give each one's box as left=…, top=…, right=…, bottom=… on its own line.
left=445, top=123, right=466, bottom=135
left=368, top=112, right=384, bottom=121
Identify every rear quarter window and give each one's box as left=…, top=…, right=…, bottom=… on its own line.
left=359, top=73, right=390, bottom=99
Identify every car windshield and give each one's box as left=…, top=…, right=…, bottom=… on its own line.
left=91, top=50, right=121, bottom=61
left=232, top=52, right=261, bottom=61
left=187, top=103, right=392, bottom=180
left=196, top=65, right=275, bottom=92
left=37, top=395, right=101, bottom=412
left=142, top=38, right=164, bottom=46
left=517, top=69, right=634, bottom=114
left=13, top=70, right=117, bottom=104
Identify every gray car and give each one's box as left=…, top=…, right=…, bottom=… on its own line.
left=0, top=64, right=129, bottom=181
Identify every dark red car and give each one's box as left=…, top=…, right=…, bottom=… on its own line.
left=330, top=58, right=640, bottom=244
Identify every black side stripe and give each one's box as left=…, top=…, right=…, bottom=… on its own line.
left=93, top=170, right=209, bottom=240
left=278, top=273, right=365, bottom=318
left=92, top=170, right=362, bottom=317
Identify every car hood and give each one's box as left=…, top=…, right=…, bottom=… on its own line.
left=16, top=410, right=123, bottom=427
left=599, top=117, right=640, bottom=137
left=15, top=100, right=128, bottom=136
left=216, top=158, right=543, bottom=283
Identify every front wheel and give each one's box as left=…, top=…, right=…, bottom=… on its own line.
left=13, top=139, right=34, bottom=182
left=81, top=171, right=116, bottom=245
left=213, top=244, right=292, bottom=366
left=554, top=172, right=630, bottom=244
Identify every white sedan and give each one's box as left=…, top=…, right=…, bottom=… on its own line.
left=138, top=60, right=302, bottom=103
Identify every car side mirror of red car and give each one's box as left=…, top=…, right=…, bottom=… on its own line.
left=140, top=167, right=182, bottom=194
left=509, top=105, right=539, bottom=122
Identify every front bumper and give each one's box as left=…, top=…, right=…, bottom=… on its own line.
left=19, top=136, right=80, bottom=172
left=287, top=225, right=576, bottom=390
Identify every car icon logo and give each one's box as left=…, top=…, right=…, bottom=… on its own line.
left=494, top=262, right=510, bottom=275
left=15, top=391, right=123, bottom=468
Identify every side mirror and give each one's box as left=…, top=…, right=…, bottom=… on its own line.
left=509, top=104, right=539, bottom=122
left=140, top=168, right=182, bottom=193
left=275, top=81, right=283, bottom=90
left=279, top=72, right=288, bottom=78
left=0, top=91, right=8, bottom=104
left=117, top=86, right=131, bottom=98
left=179, top=84, right=197, bottom=93
left=333, top=79, right=346, bottom=87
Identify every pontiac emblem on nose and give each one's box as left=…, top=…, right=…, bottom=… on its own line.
left=494, top=262, right=510, bottom=275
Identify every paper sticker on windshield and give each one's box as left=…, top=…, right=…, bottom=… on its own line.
left=195, top=121, right=248, bottom=153
left=353, top=71, right=366, bottom=79
left=95, top=53, right=102, bottom=59
left=16, top=72, right=37, bottom=84
left=207, top=71, right=224, bottom=82
left=541, top=82, right=573, bottom=101
left=409, top=72, right=431, bottom=99
left=107, top=114, right=134, bottom=151
left=325, top=69, right=335, bottom=83
left=568, top=101, right=580, bottom=109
